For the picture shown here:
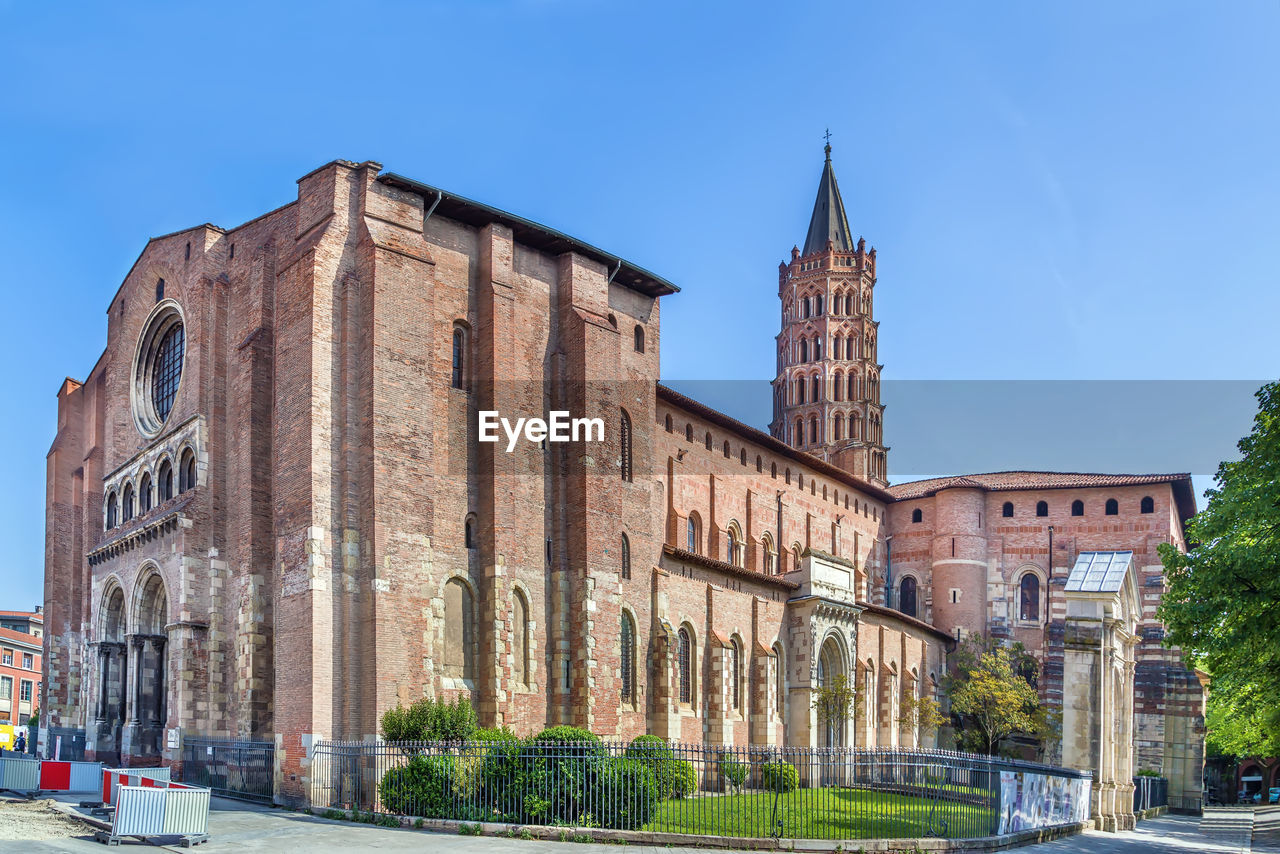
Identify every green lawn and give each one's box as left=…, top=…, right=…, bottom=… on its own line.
left=645, top=787, right=997, bottom=839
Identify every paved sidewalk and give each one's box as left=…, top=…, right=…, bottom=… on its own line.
left=0, top=798, right=1265, bottom=853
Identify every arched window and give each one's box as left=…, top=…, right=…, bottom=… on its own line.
left=139, top=473, right=152, bottom=514
left=106, top=492, right=118, bottom=530
left=1140, top=496, right=1154, bottom=514
left=793, top=419, right=803, bottom=445
left=513, top=590, right=530, bottom=688
left=899, top=576, right=917, bottom=618
left=451, top=326, right=465, bottom=390
left=795, top=379, right=805, bottom=405
left=848, top=374, right=856, bottom=400
left=834, top=374, right=844, bottom=402
left=122, top=483, right=135, bottom=523
left=158, top=459, right=173, bottom=502
left=1036, top=500, right=1048, bottom=517
left=179, top=448, right=197, bottom=493
left=756, top=455, right=763, bottom=473
left=678, top=626, right=693, bottom=704
left=686, top=513, right=701, bottom=554
left=664, top=414, right=673, bottom=433
left=685, top=423, right=693, bottom=441
left=809, top=417, right=819, bottom=444
left=620, top=409, right=633, bottom=482
left=464, top=515, right=475, bottom=549
left=762, top=533, right=776, bottom=575
left=1105, top=498, right=1119, bottom=516
left=771, top=462, right=777, bottom=479
left=620, top=533, right=631, bottom=580
left=911, top=508, right=922, bottom=524
left=810, top=376, right=820, bottom=402
left=705, top=432, right=713, bottom=451
left=621, top=611, right=636, bottom=704
left=151, top=322, right=185, bottom=424
left=849, top=413, right=858, bottom=438
left=815, top=295, right=824, bottom=315
left=1002, top=501, right=1014, bottom=518
left=443, top=578, right=474, bottom=680
left=800, top=339, right=809, bottom=362
left=792, top=543, right=803, bottom=572
left=785, top=467, right=791, bottom=484
left=722, top=440, right=730, bottom=459
left=730, top=637, right=743, bottom=711
left=726, top=522, right=744, bottom=567
left=834, top=419, right=843, bottom=441
left=1019, top=573, right=1041, bottom=622
left=1071, top=499, right=1084, bottom=516
left=740, top=448, right=747, bottom=466
left=633, top=325, right=645, bottom=353
left=815, top=337, right=823, bottom=360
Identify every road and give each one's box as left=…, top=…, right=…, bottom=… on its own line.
left=0, top=797, right=1273, bottom=853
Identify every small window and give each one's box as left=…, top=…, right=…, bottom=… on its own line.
left=634, top=325, right=645, bottom=353
left=1036, top=501, right=1048, bottom=517
left=179, top=448, right=197, bottom=493
left=1071, top=499, right=1084, bottom=516
left=911, top=508, right=922, bottom=524
left=155, top=278, right=164, bottom=303
left=756, top=455, right=762, bottom=473
left=730, top=638, right=742, bottom=711
left=451, top=327, right=466, bottom=390
left=1020, top=573, right=1041, bottom=621
left=685, top=424, right=693, bottom=442
left=687, top=513, right=701, bottom=554
left=1105, top=498, right=1119, bottom=516
left=106, top=493, right=118, bottom=530
left=621, top=533, right=631, bottom=580
left=122, top=483, right=135, bottom=523
left=139, top=473, right=153, bottom=514
left=723, top=440, right=730, bottom=459
left=1002, top=502, right=1014, bottom=518
left=899, top=576, right=918, bottom=618
left=621, top=612, right=636, bottom=704
left=1140, top=496, right=1154, bottom=514
left=665, top=414, right=673, bottom=433
left=771, top=462, right=777, bottom=479
left=705, top=432, right=713, bottom=451
left=677, top=626, right=693, bottom=704
left=620, top=409, right=633, bottom=482
left=465, top=516, right=475, bottom=549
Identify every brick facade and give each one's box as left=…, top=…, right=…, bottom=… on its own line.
left=42, top=154, right=1202, bottom=817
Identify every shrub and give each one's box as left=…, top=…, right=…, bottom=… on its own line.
left=520, top=726, right=608, bottom=825
left=761, top=760, right=799, bottom=793
left=379, top=754, right=454, bottom=817
left=381, top=696, right=478, bottom=743
left=624, top=736, right=696, bottom=799
left=719, top=755, right=748, bottom=791
left=595, top=758, right=659, bottom=830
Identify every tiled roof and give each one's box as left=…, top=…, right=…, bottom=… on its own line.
left=888, top=471, right=1198, bottom=527
left=0, top=626, right=42, bottom=650
left=0, top=611, right=42, bottom=620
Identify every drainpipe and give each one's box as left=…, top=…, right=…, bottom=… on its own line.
left=423, top=188, right=443, bottom=225
left=607, top=258, right=623, bottom=285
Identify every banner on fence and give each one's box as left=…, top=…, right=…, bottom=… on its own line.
left=998, top=770, right=1091, bottom=834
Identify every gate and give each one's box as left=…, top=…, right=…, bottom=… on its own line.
left=180, top=737, right=274, bottom=802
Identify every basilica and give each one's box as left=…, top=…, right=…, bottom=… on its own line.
left=42, top=149, right=1205, bottom=829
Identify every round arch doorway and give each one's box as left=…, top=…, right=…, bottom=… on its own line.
left=816, top=636, right=849, bottom=749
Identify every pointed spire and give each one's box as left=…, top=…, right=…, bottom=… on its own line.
left=801, top=142, right=855, bottom=256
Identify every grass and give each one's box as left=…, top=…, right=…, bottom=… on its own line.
left=645, top=786, right=997, bottom=839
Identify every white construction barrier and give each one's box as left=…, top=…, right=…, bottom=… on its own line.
left=0, top=756, right=40, bottom=792
left=95, top=766, right=172, bottom=809
left=96, top=782, right=210, bottom=847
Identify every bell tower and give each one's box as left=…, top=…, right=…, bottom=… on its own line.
left=769, top=143, right=887, bottom=486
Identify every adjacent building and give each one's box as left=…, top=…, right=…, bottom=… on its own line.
left=0, top=609, right=43, bottom=730
left=42, top=150, right=1204, bottom=828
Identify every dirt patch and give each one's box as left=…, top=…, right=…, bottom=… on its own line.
left=0, top=797, right=93, bottom=840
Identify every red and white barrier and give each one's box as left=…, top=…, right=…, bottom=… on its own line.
left=100, top=766, right=172, bottom=807
left=0, top=756, right=101, bottom=796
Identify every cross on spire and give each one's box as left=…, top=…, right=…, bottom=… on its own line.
left=824, top=128, right=832, bottom=159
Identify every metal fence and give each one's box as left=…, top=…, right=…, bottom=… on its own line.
left=310, top=740, right=1090, bottom=840
left=1133, top=775, right=1168, bottom=812
left=179, top=736, right=275, bottom=803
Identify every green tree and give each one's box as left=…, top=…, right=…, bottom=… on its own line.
left=946, top=638, right=1041, bottom=756
left=1158, top=381, right=1280, bottom=759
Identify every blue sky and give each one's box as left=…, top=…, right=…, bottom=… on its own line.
left=1, top=1, right=1276, bottom=608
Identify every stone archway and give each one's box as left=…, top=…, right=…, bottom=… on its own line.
left=92, top=584, right=128, bottom=764
left=817, top=635, right=848, bottom=748
left=128, top=571, right=169, bottom=759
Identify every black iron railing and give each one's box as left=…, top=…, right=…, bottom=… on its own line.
left=1133, top=775, right=1168, bottom=812
left=180, top=736, right=275, bottom=802
left=309, top=740, right=1089, bottom=840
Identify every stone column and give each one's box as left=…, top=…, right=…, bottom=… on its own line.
left=127, top=636, right=142, bottom=726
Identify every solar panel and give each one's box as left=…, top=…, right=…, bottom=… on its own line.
left=1065, top=551, right=1133, bottom=593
